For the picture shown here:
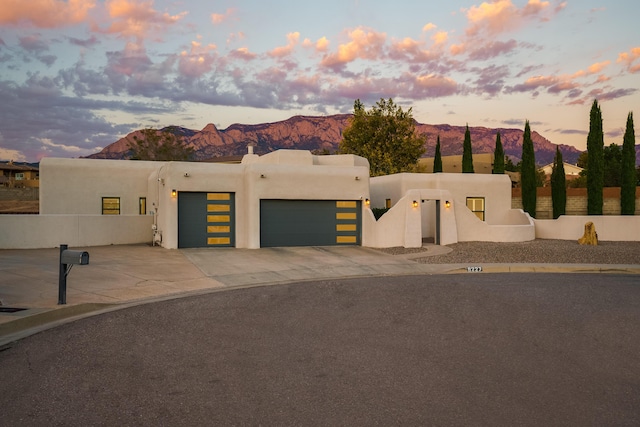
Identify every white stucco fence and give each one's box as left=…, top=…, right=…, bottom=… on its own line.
left=535, top=215, right=640, bottom=241
left=0, top=215, right=153, bottom=249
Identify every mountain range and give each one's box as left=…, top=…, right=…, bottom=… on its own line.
left=88, top=114, right=616, bottom=166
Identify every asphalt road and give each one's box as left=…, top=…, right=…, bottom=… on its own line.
left=1, top=273, right=639, bottom=426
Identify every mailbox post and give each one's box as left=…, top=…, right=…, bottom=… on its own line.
left=58, top=244, right=90, bottom=305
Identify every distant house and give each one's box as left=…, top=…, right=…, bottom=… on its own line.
left=539, top=162, right=584, bottom=186
left=0, top=161, right=39, bottom=188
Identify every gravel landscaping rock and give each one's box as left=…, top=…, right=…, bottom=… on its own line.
left=376, top=239, right=640, bottom=265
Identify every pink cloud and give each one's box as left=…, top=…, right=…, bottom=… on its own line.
left=97, top=0, right=186, bottom=42
left=387, top=37, right=442, bottom=63
left=422, top=23, right=437, bottom=32
left=229, top=47, right=257, bottom=61
left=464, top=0, right=558, bottom=36
left=412, top=73, right=458, bottom=97
left=268, top=32, right=300, bottom=58
left=617, top=47, right=640, bottom=73
left=320, top=27, right=386, bottom=69
left=586, top=60, right=610, bottom=74
left=467, top=39, right=518, bottom=60
left=178, top=40, right=217, bottom=78
left=211, top=8, right=235, bottom=24
left=0, top=0, right=96, bottom=28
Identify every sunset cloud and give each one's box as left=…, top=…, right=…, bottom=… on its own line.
left=0, top=0, right=96, bottom=28
left=320, top=27, right=386, bottom=69
left=586, top=60, right=610, bottom=74
left=99, top=0, right=187, bottom=41
left=422, top=23, right=437, bottom=32
left=268, top=32, right=300, bottom=58
left=178, top=40, right=217, bottom=78
left=211, top=8, right=235, bottom=24
left=617, top=47, right=640, bottom=73
left=464, top=0, right=556, bottom=36
left=229, top=47, right=257, bottom=61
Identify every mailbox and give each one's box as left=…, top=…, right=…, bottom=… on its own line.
left=58, top=244, right=90, bottom=305
left=61, top=250, right=90, bottom=265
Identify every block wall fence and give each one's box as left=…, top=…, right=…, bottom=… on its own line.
left=512, top=187, right=640, bottom=219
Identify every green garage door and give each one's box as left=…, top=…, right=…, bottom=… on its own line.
left=178, top=192, right=235, bottom=248
left=260, top=200, right=361, bottom=247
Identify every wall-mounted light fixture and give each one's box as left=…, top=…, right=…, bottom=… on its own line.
left=183, top=173, right=190, bottom=177
left=260, top=174, right=266, bottom=178
left=171, top=189, right=177, bottom=198
left=355, top=176, right=360, bottom=181
left=365, top=198, right=370, bottom=206
left=412, top=200, right=419, bottom=208
left=445, top=200, right=451, bottom=208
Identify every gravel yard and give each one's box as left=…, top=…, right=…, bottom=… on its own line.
left=376, top=239, right=640, bottom=265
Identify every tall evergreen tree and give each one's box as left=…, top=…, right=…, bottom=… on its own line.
left=551, top=147, right=566, bottom=219
left=587, top=99, right=604, bottom=215
left=621, top=112, right=636, bottom=215
left=433, top=135, right=443, bottom=173
left=521, top=120, right=537, bottom=218
left=462, top=124, right=474, bottom=173
left=493, top=132, right=504, bottom=174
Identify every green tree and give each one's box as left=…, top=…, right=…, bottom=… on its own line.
left=462, top=124, right=474, bottom=173
left=492, top=132, right=504, bottom=174
left=505, top=156, right=518, bottom=172
left=521, top=120, right=537, bottom=218
left=129, top=128, right=195, bottom=161
left=621, top=112, right=636, bottom=215
left=433, top=135, right=443, bottom=173
left=551, top=147, right=566, bottom=219
left=339, top=98, right=426, bottom=176
left=587, top=99, right=604, bottom=215
left=603, top=143, right=622, bottom=187
left=576, top=151, right=588, bottom=169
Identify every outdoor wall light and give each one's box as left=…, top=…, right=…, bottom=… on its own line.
left=445, top=200, right=451, bottom=208
left=355, top=176, right=360, bottom=180
left=171, top=189, right=177, bottom=198
left=365, top=198, right=370, bottom=206
left=412, top=200, right=419, bottom=208
left=260, top=174, right=266, bottom=178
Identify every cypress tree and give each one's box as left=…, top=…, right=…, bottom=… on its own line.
left=587, top=99, right=604, bottom=215
left=521, top=120, right=537, bottom=218
left=493, top=132, right=504, bottom=174
left=433, top=135, right=443, bottom=173
left=462, top=124, right=474, bottom=173
left=551, top=147, right=566, bottom=219
left=620, top=112, right=636, bottom=215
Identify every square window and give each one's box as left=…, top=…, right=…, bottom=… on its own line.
left=466, top=197, right=485, bottom=221
left=102, top=197, right=120, bottom=215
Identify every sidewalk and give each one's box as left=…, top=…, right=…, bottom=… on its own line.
left=1, top=244, right=639, bottom=345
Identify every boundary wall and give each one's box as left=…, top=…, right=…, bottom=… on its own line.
left=0, top=215, right=153, bottom=249
left=535, top=215, right=640, bottom=241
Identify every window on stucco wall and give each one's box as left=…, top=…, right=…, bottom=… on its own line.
left=139, top=197, right=146, bottom=215
left=466, top=197, right=485, bottom=221
left=102, top=197, right=120, bottom=215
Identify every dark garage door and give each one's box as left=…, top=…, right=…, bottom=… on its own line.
left=178, top=192, right=235, bottom=248
left=260, top=200, right=361, bottom=247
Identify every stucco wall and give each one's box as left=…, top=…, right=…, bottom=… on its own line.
left=40, top=158, right=159, bottom=215
left=155, top=150, right=371, bottom=249
left=369, top=173, right=533, bottom=244
left=0, top=215, right=153, bottom=249
left=535, top=216, right=640, bottom=241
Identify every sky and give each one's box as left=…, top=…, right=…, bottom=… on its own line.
left=0, top=0, right=638, bottom=162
